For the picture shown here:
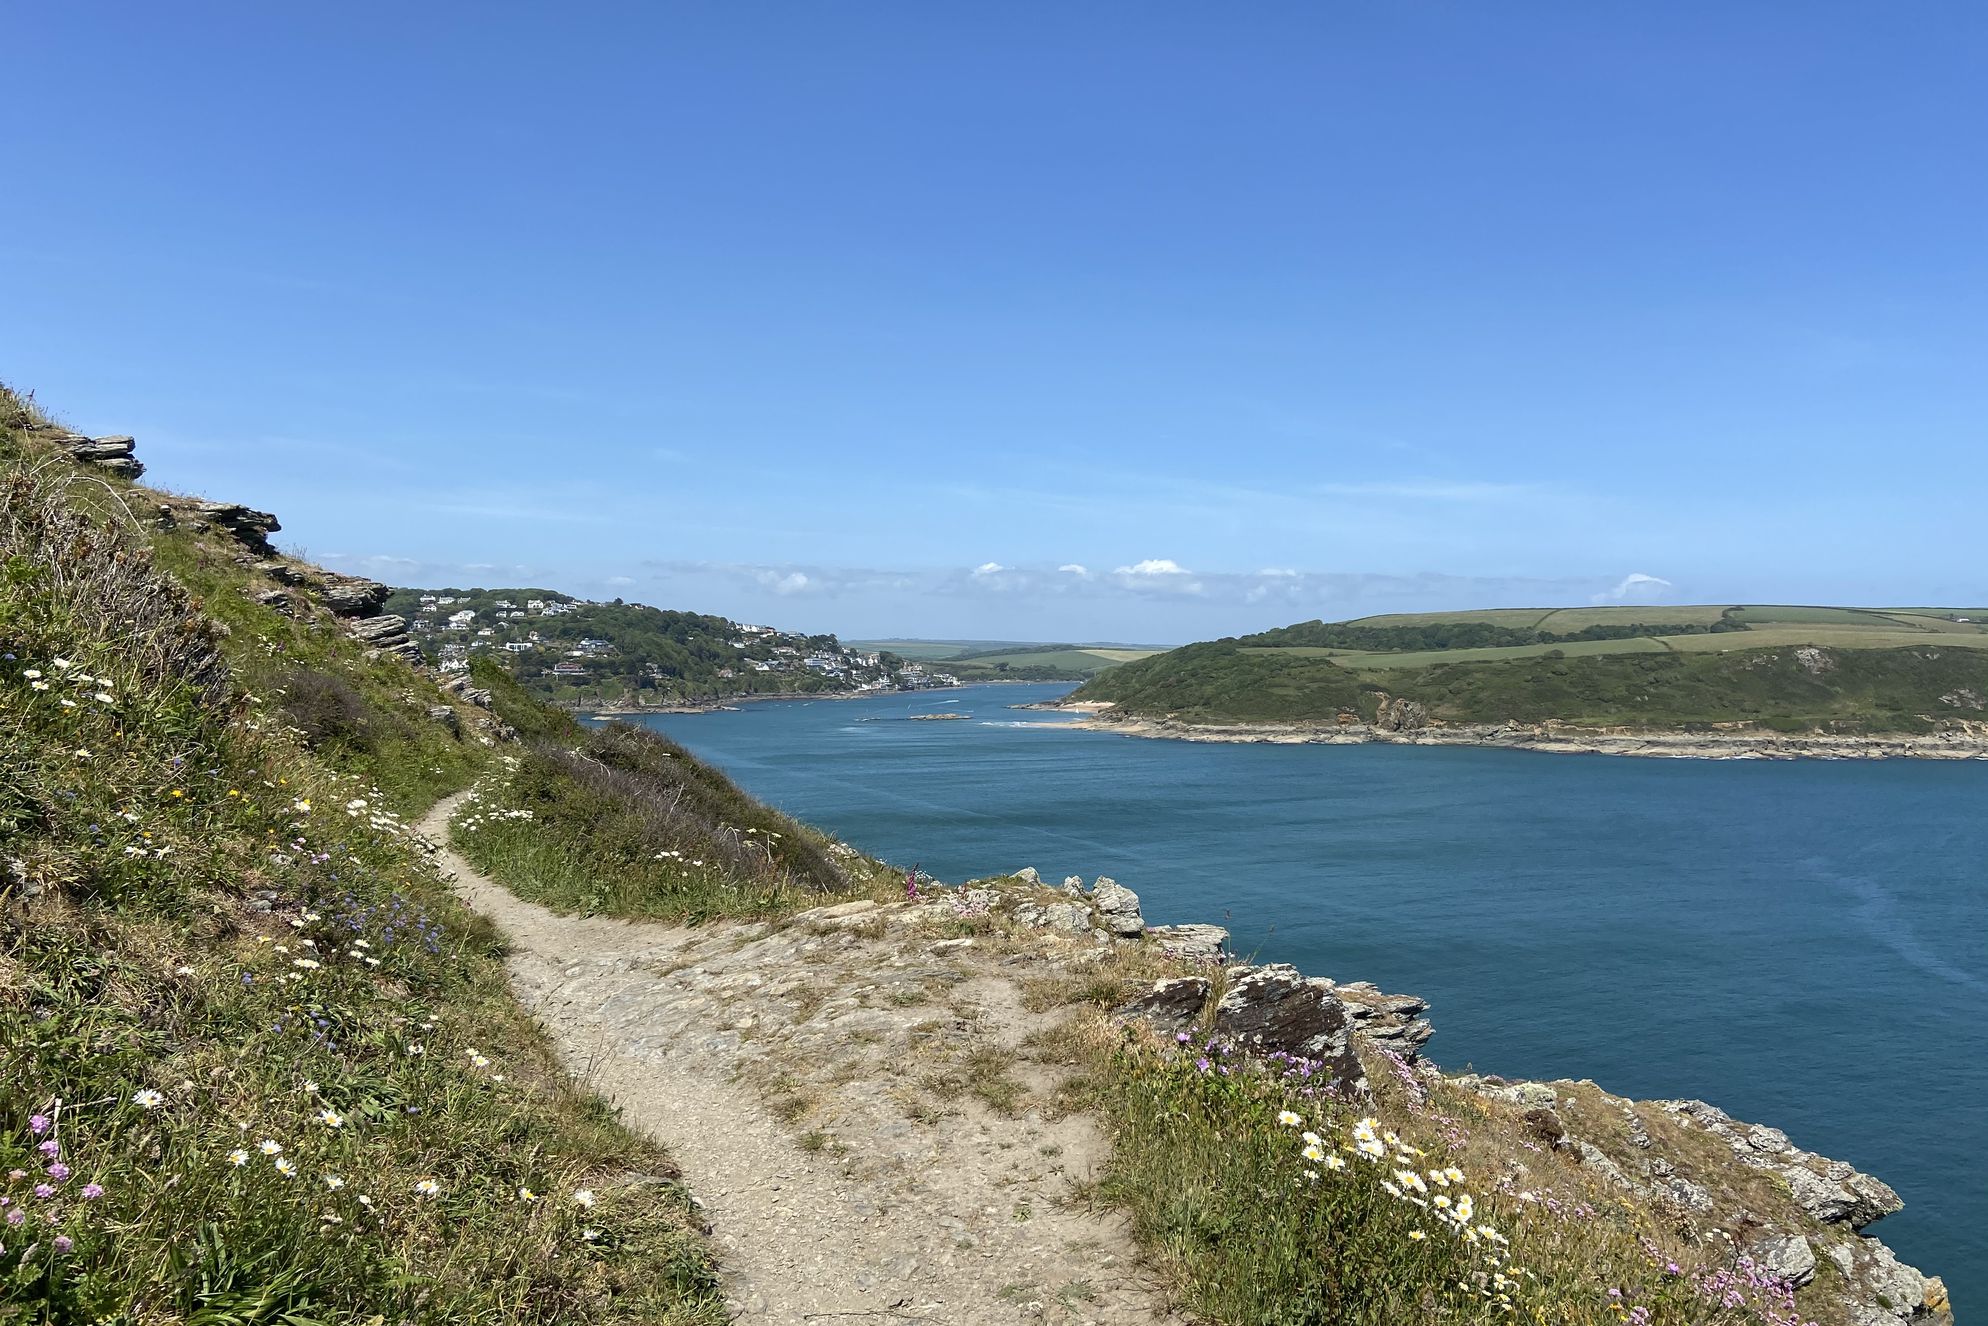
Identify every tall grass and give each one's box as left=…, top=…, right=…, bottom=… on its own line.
left=1074, top=1022, right=1820, bottom=1326
left=0, top=401, right=726, bottom=1323
left=452, top=719, right=863, bottom=922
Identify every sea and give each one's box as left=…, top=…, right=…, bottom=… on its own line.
left=619, top=682, right=1987, bottom=1312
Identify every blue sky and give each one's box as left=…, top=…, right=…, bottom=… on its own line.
left=8, top=4, right=1985, bottom=643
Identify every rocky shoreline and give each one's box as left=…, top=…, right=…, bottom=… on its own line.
left=1046, top=703, right=1988, bottom=761
left=966, top=867, right=1952, bottom=1325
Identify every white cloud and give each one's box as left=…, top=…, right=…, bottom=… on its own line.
left=1115, top=558, right=1191, bottom=576
left=973, top=561, right=1006, bottom=576
left=1058, top=563, right=1090, bottom=576
left=758, top=570, right=813, bottom=595
left=604, top=575, right=636, bottom=586
left=1591, top=572, right=1675, bottom=605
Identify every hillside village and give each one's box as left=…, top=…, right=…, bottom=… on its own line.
left=381, top=586, right=960, bottom=707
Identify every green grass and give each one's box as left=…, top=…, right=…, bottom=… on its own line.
left=950, top=646, right=1163, bottom=675
left=1076, top=604, right=1988, bottom=733
left=1069, top=1019, right=1815, bottom=1326
left=450, top=716, right=880, bottom=923
left=0, top=392, right=727, bottom=1323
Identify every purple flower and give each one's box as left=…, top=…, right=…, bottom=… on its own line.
left=5, top=1209, right=22, bottom=1227
left=28, top=1115, right=49, bottom=1136
left=81, top=1183, right=103, bottom=1199
left=37, top=1140, right=59, bottom=1158
left=53, top=1235, right=73, bottom=1253
left=1195, top=1056, right=1211, bottom=1073
left=33, top=1184, right=53, bottom=1199
left=46, top=1162, right=70, bottom=1181
left=1175, top=1031, right=1191, bottom=1044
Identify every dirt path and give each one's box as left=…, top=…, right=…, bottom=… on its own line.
left=418, top=795, right=1185, bottom=1326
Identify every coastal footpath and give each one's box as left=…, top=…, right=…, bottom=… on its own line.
left=1054, top=702, right=1988, bottom=760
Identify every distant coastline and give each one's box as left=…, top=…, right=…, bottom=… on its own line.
left=578, top=678, right=1049, bottom=720
left=1043, top=702, right=1988, bottom=760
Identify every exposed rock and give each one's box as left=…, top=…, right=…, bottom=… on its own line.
left=427, top=704, right=461, bottom=736
left=1371, top=694, right=1429, bottom=732
left=462, top=688, right=494, bottom=710
left=33, top=425, right=144, bottom=478
left=1059, top=875, right=1085, bottom=894
left=1114, top=977, right=1210, bottom=1035
left=1571, top=1138, right=1639, bottom=1193
left=1746, top=1234, right=1817, bottom=1288
left=1011, top=866, right=1040, bottom=884
left=1660, top=1099, right=1903, bottom=1229
left=1090, top=880, right=1144, bottom=938
left=1145, top=923, right=1228, bottom=963
left=1012, top=901, right=1091, bottom=933
left=1337, top=987, right=1434, bottom=1059
left=1794, top=646, right=1835, bottom=675
left=321, top=576, right=391, bottom=618
left=348, top=614, right=410, bottom=643
left=1856, top=1242, right=1937, bottom=1321
left=1213, top=964, right=1366, bottom=1093
left=254, top=560, right=311, bottom=586
left=253, top=589, right=295, bottom=616
left=187, top=500, right=281, bottom=554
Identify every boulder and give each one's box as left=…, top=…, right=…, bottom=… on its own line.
left=1091, top=879, right=1144, bottom=937
left=1115, top=977, right=1210, bottom=1035
left=1011, top=866, right=1041, bottom=884
left=1146, top=923, right=1229, bottom=963
left=1060, top=874, right=1085, bottom=895
left=1213, top=964, right=1366, bottom=1093
left=427, top=704, right=461, bottom=736
left=1746, top=1234, right=1817, bottom=1289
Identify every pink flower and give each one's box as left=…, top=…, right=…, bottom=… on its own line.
left=5, top=1209, right=22, bottom=1226
left=53, top=1235, right=73, bottom=1253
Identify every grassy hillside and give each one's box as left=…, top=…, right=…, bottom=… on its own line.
left=849, top=639, right=1164, bottom=681
left=1073, top=605, right=1988, bottom=733
left=0, top=386, right=734, bottom=1322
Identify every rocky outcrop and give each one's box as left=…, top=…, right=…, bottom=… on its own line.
left=31, top=424, right=144, bottom=478
left=1213, top=964, right=1367, bottom=1094
left=1145, top=923, right=1228, bottom=963
left=1090, top=878, right=1144, bottom=937
left=186, top=500, right=281, bottom=554
left=1011, top=900, right=1090, bottom=934
left=1658, top=1099, right=1903, bottom=1230
left=1333, top=981, right=1434, bottom=1057
left=321, top=575, right=391, bottom=618
left=1371, top=694, right=1429, bottom=732
left=345, top=613, right=423, bottom=663
left=1113, top=977, right=1211, bottom=1035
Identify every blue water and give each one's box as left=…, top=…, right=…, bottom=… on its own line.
left=628, top=683, right=1987, bottom=1311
